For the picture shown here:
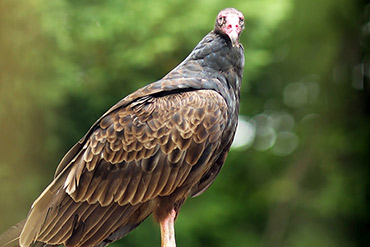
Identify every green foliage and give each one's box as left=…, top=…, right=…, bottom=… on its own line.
left=0, top=0, right=368, bottom=246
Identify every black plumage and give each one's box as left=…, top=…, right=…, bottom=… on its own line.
left=0, top=7, right=245, bottom=247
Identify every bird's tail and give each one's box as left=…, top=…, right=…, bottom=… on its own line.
left=0, top=220, right=25, bottom=247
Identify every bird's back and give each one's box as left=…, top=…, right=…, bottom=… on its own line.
left=0, top=8, right=245, bottom=247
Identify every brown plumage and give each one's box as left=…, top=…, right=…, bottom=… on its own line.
left=0, top=7, right=245, bottom=247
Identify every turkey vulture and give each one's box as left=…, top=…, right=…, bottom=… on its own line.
left=0, top=7, right=245, bottom=247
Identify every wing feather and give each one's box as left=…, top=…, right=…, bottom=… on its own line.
left=141, top=158, right=165, bottom=201
left=131, top=172, right=153, bottom=204
left=160, top=166, right=180, bottom=195
left=150, top=156, right=172, bottom=197
left=20, top=89, right=229, bottom=247
left=78, top=204, right=119, bottom=244
left=114, top=171, right=132, bottom=205
left=38, top=196, right=75, bottom=240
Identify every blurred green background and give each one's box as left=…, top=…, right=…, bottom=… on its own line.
left=0, top=0, right=368, bottom=246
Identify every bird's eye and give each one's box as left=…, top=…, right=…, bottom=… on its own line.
left=239, top=17, right=244, bottom=26
left=218, top=16, right=225, bottom=25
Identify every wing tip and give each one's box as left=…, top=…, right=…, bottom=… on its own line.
left=0, top=220, right=26, bottom=247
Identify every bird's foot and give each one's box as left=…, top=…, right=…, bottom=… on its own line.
left=160, top=209, right=176, bottom=247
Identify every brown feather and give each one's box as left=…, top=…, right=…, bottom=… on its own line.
left=151, top=156, right=172, bottom=196
left=16, top=11, right=246, bottom=244
left=141, top=162, right=165, bottom=201
left=140, top=150, right=161, bottom=173
left=131, top=173, right=151, bottom=204
left=115, top=174, right=132, bottom=205
left=20, top=89, right=230, bottom=247
left=185, top=140, right=206, bottom=165
left=0, top=220, right=25, bottom=247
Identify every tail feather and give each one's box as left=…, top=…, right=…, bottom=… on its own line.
left=0, top=220, right=26, bottom=247
left=20, top=182, right=65, bottom=247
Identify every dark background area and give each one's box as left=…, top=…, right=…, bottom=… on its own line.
left=0, top=0, right=368, bottom=246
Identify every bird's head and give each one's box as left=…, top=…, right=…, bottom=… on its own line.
left=215, top=8, right=244, bottom=47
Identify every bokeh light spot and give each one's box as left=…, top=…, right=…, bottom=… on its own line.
left=232, top=116, right=256, bottom=149
left=272, top=131, right=299, bottom=156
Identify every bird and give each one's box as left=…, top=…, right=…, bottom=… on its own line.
left=0, top=7, right=245, bottom=247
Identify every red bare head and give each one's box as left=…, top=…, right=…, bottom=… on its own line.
left=215, top=8, right=245, bottom=47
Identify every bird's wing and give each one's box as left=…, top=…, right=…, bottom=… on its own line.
left=20, top=88, right=229, bottom=247
left=53, top=77, right=221, bottom=178
left=191, top=139, right=234, bottom=197
left=0, top=220, right=25, bottom=247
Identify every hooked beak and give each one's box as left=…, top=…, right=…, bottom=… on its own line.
left=222, top=16, right=243, bottom=47
left=228, top=30, right=239, bottom=47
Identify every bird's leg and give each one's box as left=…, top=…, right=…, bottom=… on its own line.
left=160, top=209, right=177, bottom=247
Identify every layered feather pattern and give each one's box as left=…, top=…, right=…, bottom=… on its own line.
left=0, top=8, right=245, bottom=247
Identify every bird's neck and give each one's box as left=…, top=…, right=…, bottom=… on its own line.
left=162, top=31, right=244, bottom=111
left=168, top=32, right=243, bottom=87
